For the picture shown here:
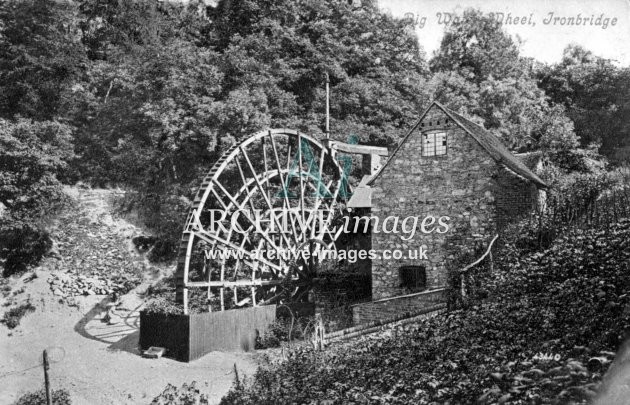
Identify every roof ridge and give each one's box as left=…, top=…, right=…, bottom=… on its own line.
left=437, top=105, right=547, bottom=188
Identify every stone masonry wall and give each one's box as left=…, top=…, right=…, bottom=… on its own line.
left=370, top=105, right=499, bottom=300
left=495, top=166, right=540, bottom=229
left=352, top=288, right=445, bottom=324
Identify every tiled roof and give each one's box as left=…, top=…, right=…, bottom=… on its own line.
left=368, top=102, right=548, bottom=189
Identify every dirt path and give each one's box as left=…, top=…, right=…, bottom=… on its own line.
left=0, top=188, right=257, bottom=404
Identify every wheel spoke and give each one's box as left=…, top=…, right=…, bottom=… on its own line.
left=298, top=133, right=306, bottom=236
left=211, top=177, right=283, bottom=256
left=269, top=132, right=300, bottom=244
left=239, top=145, right=296, bottom=250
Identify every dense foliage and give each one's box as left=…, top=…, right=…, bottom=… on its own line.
left=429, top=9, right=578, bottom=152
left=37, top=0, right=432, bottom=260
left=0, top=0, right=78, bottom=274
left=537, top=45, right=630, bottom=163
left=0, top=220, right=52, bottom=276
left=0, top=0, right=86, bottom=121
left=255, top=317, right=307, bottom=349
left=0, top=119, right=73, bottom=215
left=221, top=217, right=630, bottom=404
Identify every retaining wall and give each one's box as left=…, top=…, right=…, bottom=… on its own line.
left=351, top=288, right=445, bottom=325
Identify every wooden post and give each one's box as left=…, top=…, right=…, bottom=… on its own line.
left=43, top=350, right=51, bottom=405
left=489, top=250, right=494, bottom=273
left=325, top=73, right=330, bottom=139
left=613, top=189, right=618, bottom=223
left=183, top=287, right=189, bottom=315
left=308, top=239, right=315, bottom=277
left=313, top=313, right=325, bottom=351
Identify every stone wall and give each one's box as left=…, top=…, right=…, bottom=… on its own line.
left=370, top=105, right=499, bottom=300
left=310, top=273, right=371, bottom=312
left=351, top=288, right=445, bottom=324
left=495, top=166, right=540, bottom=229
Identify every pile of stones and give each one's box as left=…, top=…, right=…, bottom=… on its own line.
left=41, top=188, right=159, bottom=302
left=47, top=272, right=139, bottom=298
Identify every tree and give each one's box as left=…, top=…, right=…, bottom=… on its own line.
left=430, top=9, right=524, bottom=83
left=0, top=0, right=87, bottom=120
left=537, top=44, right=630, bottom=163
left=210, top=0, right=429, bottom=143
left=430, top=9, right=579, bottom=151
left=0, top=119, right=74, bottom=275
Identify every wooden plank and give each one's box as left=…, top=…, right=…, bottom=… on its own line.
left=327, top=140, right=388, bottom=156
left=186, top=279, right=293, bottom=287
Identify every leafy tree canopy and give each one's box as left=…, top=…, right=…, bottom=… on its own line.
left=430, top=9, right=524, bottom=83
left=0, top=118, right=74, bottom=216
left=69, top=0, right=431, bottom=187
left=0, top=0, right=87, bottom=121
left=537, top=44, right=630, bottom=163
left=429, top=9, right=579, bottom=152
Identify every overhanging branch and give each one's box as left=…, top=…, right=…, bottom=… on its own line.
left=460, top=234, right=499, bottom=274
left=460, top=234, right=499, bottom=300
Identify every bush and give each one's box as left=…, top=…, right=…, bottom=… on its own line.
left=0, top=118, right=73, bottom=275
left=546, top=146, right=607, bottom=174
left=0, top=219, right=52, bottom=277
left=12, top=388, right=71, bottom=405
left=144, top=296, right=186, bottom=316
left=148, top=239, right=178, bottom=263
left=0, top=119, right=74, bottom=215
left=255, top=318, right=306, bottom=349
left=144, top=276, right=219, bottom=315
left=117, top=192, right=188, bottom=263
left=2, top=302, right=36, bottom=329
left=151, top=382, right=208, bottom=404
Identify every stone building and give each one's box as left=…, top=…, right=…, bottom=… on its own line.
left=348, top=101, right=547, bottom=323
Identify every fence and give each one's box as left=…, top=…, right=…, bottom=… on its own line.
left=543, top=186, right=630, bottom=229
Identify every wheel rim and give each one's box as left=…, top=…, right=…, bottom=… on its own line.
left=176, top=129, right=351, bottom=312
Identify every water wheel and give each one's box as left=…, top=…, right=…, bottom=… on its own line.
left=175, top=129, right=351, bottom=313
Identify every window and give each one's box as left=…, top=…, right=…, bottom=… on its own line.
left=422, top=131, right=447, bottom=156
left=399, top=266, right=427, bottom=292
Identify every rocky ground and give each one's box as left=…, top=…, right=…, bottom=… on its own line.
left=42, top=187, right=150, bottom=301
left=0, top=187, right=256, bottom=404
